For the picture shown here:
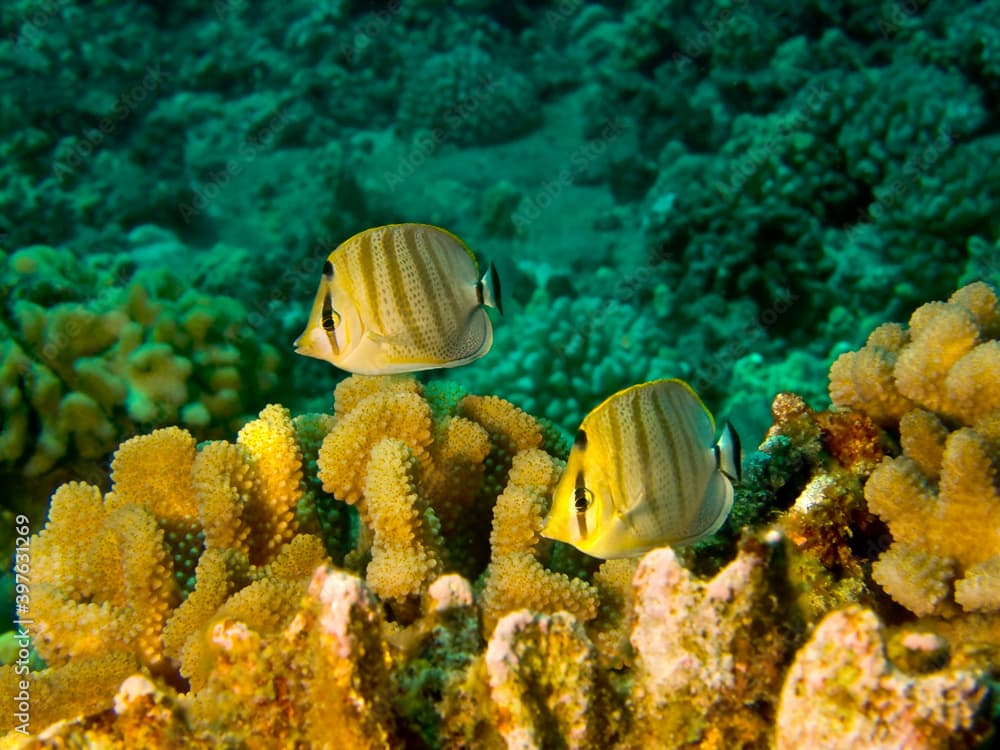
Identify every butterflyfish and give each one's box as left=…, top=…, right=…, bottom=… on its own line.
left=540, top=379, right=740, bottom=559
left=294, top=223, right=502, bottom=374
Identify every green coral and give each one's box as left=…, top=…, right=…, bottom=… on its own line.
left=0, top=245, right=280, bottom=477
left=449, top=285, right=680, bottom=432
left=397, top=44, right=541, bottom=146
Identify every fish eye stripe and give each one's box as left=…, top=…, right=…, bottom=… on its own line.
left=321, top=292, right=337, bottom=332
left=323, top=260, right=334, bottom=279
left=573, top=480, right=593, bottom=514
left=574, top=429, right=587, bottom=449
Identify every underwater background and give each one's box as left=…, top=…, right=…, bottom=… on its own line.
left=2, top=0, right=1000, bottom=747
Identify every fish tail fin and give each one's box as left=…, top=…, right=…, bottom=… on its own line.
left=476, top=262, right=503, bottom=315
left=716, top=421, right=741, bottom=483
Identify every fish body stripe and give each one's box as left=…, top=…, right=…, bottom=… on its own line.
left=299, top=224, right=496, bottom=374
left=339, top=225, right=485, bottom=360
left=598, top=382, right=712, bottom=536
left=601, top=400, right=626, bottom=509
left=649, top=390, right=684, bottom=533
left=420, top=227, right=468, bottom=339
left=382, top=227, right=420, bottom=347
left=338, top=233, right=382, bottom=331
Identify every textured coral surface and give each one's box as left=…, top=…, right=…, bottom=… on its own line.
left=3, top=318, right=998, bottom=747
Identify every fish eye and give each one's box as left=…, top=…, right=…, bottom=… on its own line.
left=574, top=486, right=593, bottom=513
left=322, top=260, right=334, bottom=279
left=321, top=292, right=339, bottom=332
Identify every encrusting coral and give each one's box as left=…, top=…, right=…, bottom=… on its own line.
left=777, top=606, right=988, bottom=749
left=625, top=537, right=794, bottom=748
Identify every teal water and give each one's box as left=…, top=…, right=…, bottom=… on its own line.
left=2, top=3, right=1000, bottom=745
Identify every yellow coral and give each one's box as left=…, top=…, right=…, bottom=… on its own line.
left=30, top=482, right=179, bottom=673
left=828, top=324, right=913, bottom=425
left=364, top=439, right=444, bottom=605
left=193, top=441, right=255, bottom=554
left=237, top=404, right=303, bottom=563
left=829, top=283, right=1000, bottom=618
left=458, top=394, right=543, bottom=453
left=24, top=403, right=328, bottom=711
left=480, top=450, right=598, bottom=634
left=333, top=373, right=422, bottom=418
left=480, top=553, right=599, bottom=635
left=0, top=652, right=140, bottom=736
left=317, top=389, right=433, bottom=504
left=423, top=416, right=491, bottom=533
left=12, top=376, right=657, bottom=745
left=589, top=558, right=637, bottom=669
left=831, top=282, right=1000, bottom=425
left=105, top=426, right=199, bottom=523
left=868, top=427, right=1000, bottom=614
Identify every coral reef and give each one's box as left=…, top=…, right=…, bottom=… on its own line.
left=3, top=349, right=999, bottom=746
left=6, top=0, right=1000, bottom=744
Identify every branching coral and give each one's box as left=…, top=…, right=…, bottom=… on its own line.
left=7, top=349, right=1000, bottom=747
left=830, top=282, right=1000, bottom=618
left=8, top=402, right=328, bottom=731
left=315, top=375, right=576, bottom=611
left=479, top=448, right=600, bottom=636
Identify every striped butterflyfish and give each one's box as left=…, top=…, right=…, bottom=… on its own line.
left=294, top=223, right=502, bottom=374
left=540, top=379, right=740, bottom=559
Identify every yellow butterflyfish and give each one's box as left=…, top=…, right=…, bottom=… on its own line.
left=294, top=223, right=502, bottom=374
left=541, top=379, right=740, bottom=559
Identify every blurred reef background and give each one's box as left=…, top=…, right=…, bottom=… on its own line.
left=2, top=0, right=1000, bottom=747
